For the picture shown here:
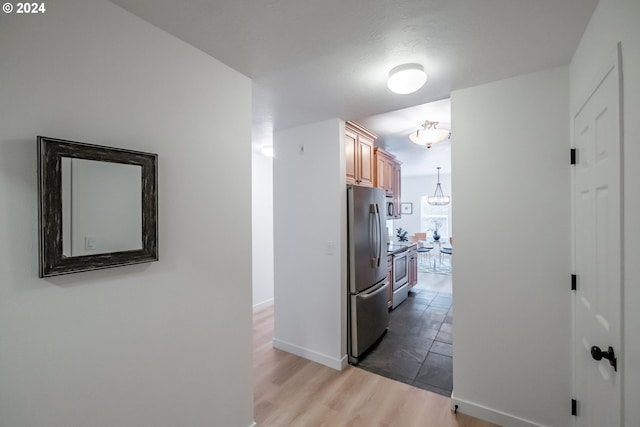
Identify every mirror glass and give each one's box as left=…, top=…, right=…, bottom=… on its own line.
left=61, top=158, right=143, bottom=257
left=38, top=136, right=158, bottom=277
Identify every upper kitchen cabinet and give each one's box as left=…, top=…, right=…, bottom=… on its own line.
left=374, top=148, right=398, bottom=195
left=393, top=162, right=401, bottom=219
left=374, top=147, right=402, bottom=219
left=345, top=121, right=375, bottom=187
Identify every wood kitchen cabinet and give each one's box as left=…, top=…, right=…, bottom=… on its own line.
left=345, top=121, right=402, bottom=218
left=374, top=147, right=402, bottom=219
left=393, top=163, right=402, bottom=219
left=374, top=148, right=394, bottom=194
left=345, top=121, right=375, bottom=187
left=407, top=245, right=418, bottom=288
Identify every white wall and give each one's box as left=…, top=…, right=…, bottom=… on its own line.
left=393, top=173, right=452, bottom=240
left=273, top=119, right=347, bottom=369
left=451, top=67, right=571, bottom=426
left=570, top=0, right=640, bottom=425
left=252, top=150, right=274, bottom=311
left=0, top=1, right=254, bottom=426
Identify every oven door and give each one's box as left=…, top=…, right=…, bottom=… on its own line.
left=392, top=250, right=408, bottom=291
left=392, top=250, right=409, bottom=309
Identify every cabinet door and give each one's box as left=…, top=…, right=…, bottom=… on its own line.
left=386, top=160, right=394, bottom=192
left=375, top=155, right=386, bottom=190
left=393, top=164, right=402, bottom=218
left=408, top=251, right=418, bottom=287
left=358, top=135, right=374, bottom=187
left=345, top=128, right=358, bottom=185
left=375, top=153, right=393, bottom=193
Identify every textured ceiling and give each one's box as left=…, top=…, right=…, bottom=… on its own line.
left=110, top=0, right=598, bottom=173
left=359, top=98, right=452, bottom=176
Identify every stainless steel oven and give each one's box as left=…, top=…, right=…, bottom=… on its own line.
left=391, top=248, right=409, bottom=308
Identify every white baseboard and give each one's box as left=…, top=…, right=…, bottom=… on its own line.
left=339, top=353, right=348, bottom=369
left=253, top=298, right=274, bottom=313
left=451, top=392, right=547, bottom=427
left=273, top=338, right=346, bottom=371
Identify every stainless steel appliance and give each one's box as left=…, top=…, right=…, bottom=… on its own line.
left=385, top=195, right=395, bottom=218
left=347, top=185, right=389, bottom=364
left=391, top=248, right=409, bottom=308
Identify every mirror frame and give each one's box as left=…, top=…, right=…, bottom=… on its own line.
left=38, top=136, right=158, bottom=277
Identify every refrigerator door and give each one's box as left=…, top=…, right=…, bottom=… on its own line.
left=350, top=280, right=390, bottom=358
left=371, top=187, right=388, bottom=284
left=348, top=186, right=388, bottom=294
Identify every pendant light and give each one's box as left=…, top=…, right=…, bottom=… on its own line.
left=409, top=120, right=450, bottom=148
left=427, top=167, right=450, bottom=205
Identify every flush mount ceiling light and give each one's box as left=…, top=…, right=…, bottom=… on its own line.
left=409, top=120, right=451, bottom=148
left=428, top=167, right=450, bottom=206
left=387, top=63, right=427, bottom=94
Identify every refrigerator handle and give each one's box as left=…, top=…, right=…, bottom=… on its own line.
left=369, top=205, right=377, bottom=267
left=375, top=204, right=382, bottom=266
left=360, top=280, right=388, bottom=299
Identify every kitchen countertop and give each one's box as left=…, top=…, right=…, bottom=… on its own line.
left=387, top=242, right=417, bottom=254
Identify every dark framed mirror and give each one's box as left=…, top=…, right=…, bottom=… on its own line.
left=38, top=136, right=158, bottom=277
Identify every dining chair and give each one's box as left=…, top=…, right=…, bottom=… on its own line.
left=440, top=246, right=453, bottom=268
left=417, top=246, right=432, bottom=265
left=412, top=232, right=427, bottom=247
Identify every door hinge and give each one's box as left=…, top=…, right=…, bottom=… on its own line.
left=571, top=398, right=577, bottom=416
left=571, top=274, right=577, bottom=291
left=570, top=148, right=577, bottom=165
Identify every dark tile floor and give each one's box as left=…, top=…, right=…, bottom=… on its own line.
left=357, top=286, right=453, bottom=396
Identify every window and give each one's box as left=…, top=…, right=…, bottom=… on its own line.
left=420, top=197, right=450, bottom=239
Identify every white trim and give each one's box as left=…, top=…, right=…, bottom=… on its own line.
left=340, top=354, right=348, bottom=369
left=252, top=298, right=274, bottom=313
left=272, top=338, right=346, bottom=371
left=451, top=392, right=548, bottom=427
left=248, top=422, right=257, bottom=427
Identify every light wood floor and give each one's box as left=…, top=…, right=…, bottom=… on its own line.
left=253, top=306, right=499, bottom=427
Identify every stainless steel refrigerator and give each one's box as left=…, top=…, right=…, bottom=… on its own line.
left=347, top=185, right=389, bottom=364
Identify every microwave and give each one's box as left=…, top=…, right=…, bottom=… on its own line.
left=385, top=197, right=395, bottom=217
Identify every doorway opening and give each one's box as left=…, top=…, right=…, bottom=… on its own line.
left=357, top=167, right=454, bottom=396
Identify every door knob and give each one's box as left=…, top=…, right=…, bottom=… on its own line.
left=590, top=345, right=617, bottom=372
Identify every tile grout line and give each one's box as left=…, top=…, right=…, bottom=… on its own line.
left=359, top=273, right=454, bottom=396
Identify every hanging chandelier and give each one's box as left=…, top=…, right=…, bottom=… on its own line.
left=409, top=120, right=450, bottom=148
left=427, top=167, right=450, bottom=205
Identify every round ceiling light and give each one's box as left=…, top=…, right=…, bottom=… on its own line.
left=387, top=63, right=427, bottom=94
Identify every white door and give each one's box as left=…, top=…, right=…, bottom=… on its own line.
left=573, top=44, right=623, bottom=426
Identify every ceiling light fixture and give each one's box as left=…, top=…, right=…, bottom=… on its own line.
left=427, top=167, right=450, bottom=206
left=409, top=120, right=450, bottom=148
left=387, top=63, right=427, bottom=94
